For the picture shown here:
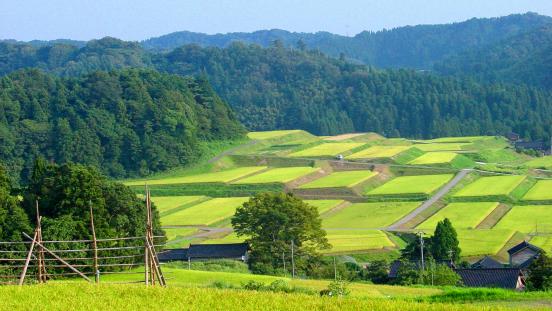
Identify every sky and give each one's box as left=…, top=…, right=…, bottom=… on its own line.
left=1, top=0, right=552, bottom=41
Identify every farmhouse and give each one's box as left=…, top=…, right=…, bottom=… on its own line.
left=508, top=241, right=542, bottom=269
left=471, top=256, right=503, bottom=269
left=455, top=268, right=526, bottom=290
left=158, top=243, right=249, bottom=263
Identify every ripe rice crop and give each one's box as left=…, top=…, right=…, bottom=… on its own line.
left=304, top=199, right=345, bottom=214
left=365, top=174, right=453, bottom=197
left=416, top=202, right=499, bottom=230
left=323, top=202, right=420, bottom=228
left=524, top=156, right=552, bottom=169
left=522, top=180, right=552, bottom=201
left=152, top=195, right=205, bottom=213
left=494, top=205, right=552, bottom=233
left=456, top=229, right=515, bottom=256
left=408, top=152, right=458, bottom=165
left=347, top=145, right=411, bottom=159
left=412, top=143, right=470, bottom=152
left=324, top=230, right=394, bottom=253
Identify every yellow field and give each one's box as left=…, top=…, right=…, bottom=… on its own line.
left=232, top=167, right=320, bottom=184
left=152, top=196, right=205, bottom=213
left=412, top=143, right=469, bottom=151
left=288, top=143, right=365, bottom=157
left=125, top=167, right=267, bottom=186
left=161, top=197, right=249, bottom=226
left=347, top=145, right=411, bottom=159
left=408, top=152, right=458, bottom=165
left=324, top=230, right=394, bottom=253
left=416, top=202, right=499, bottom=230
left=247, top=130, right=303, bottom=140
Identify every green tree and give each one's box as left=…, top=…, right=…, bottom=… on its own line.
left=0, top=166, right=31, bottom=246
left=431, top=218, right=461, bottom=262
left=527, top=252, right=552, bottom=291
left=231, top=192, right=329, bottom=275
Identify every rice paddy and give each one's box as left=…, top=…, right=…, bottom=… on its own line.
left=232, top=167, right=319, bottom=184
left=412, top=143, right=470, bottom=152
left=152, top=195, right=205, bottom=213
left=247, top=130, right=303, bottom=140
left=524, top=156, right=552, bottom=169
left=288, top=143, right=365, bottom=157
left=522, top=180, right=552, bottom=201
left=416, top=202, right=499, bottom=230
left=347, top=145, right=411, bottom=159
left=494, top=205, right=552, bottom=233
left=161, top=197, right=249, bottom=226
left=298, top=170, right=378, bottom=188
left=365, top=174, right=453, bottom=197
left=125, top=166, right=267, bottom=186
left=304, top=200, right=345, bottom=214
left=456, top=229, right=515, bottom=256
left=452, top=175, right=526, bottom=198
left=322, top=202, right=420, bottom=228
left=324, top=230, right=395, bottom=253
left=408, top=152, right=458, bottom=165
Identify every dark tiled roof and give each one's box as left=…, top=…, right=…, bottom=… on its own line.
left=455, top=268, right=524, bottom=289
left=187, top=243, right=248, bottom=259
left=472, top=256, right=503, bottom=269
left=518, top=256, right=538, bottom=269
left=158, top=248, right=188, bottom=262
left=507, top=241, right=542, bottom=255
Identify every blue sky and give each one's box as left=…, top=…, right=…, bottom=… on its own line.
left=1, top=0, right=551, bottom=41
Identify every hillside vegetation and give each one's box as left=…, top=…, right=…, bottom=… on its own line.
left=0, top=69, right=244, bottom=182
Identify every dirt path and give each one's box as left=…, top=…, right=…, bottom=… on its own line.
left=387, top=169, right=472, bottom=230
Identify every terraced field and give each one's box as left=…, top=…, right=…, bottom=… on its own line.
left=247, top=130, right=303, bottom=140
left=323, top=202, right=420, bottom=229
left=524, top=156, right=552, bottom=169
left=152, top=195, right=206, bottom=213
left=231, top=167, right=319, bottom=184
left=530, top=235, right=552, bottom=252
left=125, top=166, right=267, bottom=186
left=304, top=199, right=345, bottom=214
left=452, top=175, right=526, bottom=199
left=324, top=230, right=394, bottom=253
left=365, top=174, right=453, bottom=198
left=408, top=152, right=457, bottom=165
left=346, top=145, right=411, bottom=160
left=298, top=170, right=377, bottom=189
left=494, top=205, right=552, bottom=233
left=412, top=143, right=470, bottom=152
left=161, top=197, right=249, bottom=226
left=522, top=180, right=552, bottom=201
left=417, top=202, right=499, bottom=230
left=456, top=229, right=515, bottom=256
left=288, top=142, right=365, bottom=157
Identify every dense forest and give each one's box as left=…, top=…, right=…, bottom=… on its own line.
left=435, top=24, right=552, bottom=89
left=142, top=13, right=552, bottom=69
left=0, top=68, right=244, bottom=182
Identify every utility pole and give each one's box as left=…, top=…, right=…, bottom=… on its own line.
left=419, top=232, right=425, bottom=271
left=282, top=252, right=286, bottom=276
left=89, top=201, right=99, bottom=284
left=291, top=240, right=295, bottom=279
left=333, top=256, right=337, bottom=280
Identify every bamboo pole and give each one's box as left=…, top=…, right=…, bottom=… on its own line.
left=18, top=230, right=38, bottom=285
left=89, top=202, right=99, bottom=284
left=22, top=232, right=92, bottom=283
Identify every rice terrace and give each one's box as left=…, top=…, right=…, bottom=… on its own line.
left=3, top=2, right=552, bottom=310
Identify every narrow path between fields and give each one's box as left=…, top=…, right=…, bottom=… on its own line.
left=387, top=168, right=473, bottom=230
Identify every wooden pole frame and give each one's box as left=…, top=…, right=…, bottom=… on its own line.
left=18, top=231, right=38, bottom=285
left=89, top=202, right=99, bottom=284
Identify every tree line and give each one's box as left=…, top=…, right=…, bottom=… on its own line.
left=0, top=68, right=245, bottom=183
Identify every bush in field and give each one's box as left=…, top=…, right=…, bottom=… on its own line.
left=242, top=280, right=314, bottom=295
left=423, top=261, right=462, bottom=286
left=431, top=218, right=461, bottom=262
left=321, top=278, right=350, bottom=297
left=232, top=192, right=329, bottom=275
left=364, top=260, right=390, bottom=284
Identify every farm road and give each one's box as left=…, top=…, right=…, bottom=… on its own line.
left=387, top=169, right=473, bottom=230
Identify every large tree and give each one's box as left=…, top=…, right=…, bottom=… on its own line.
left=527, top=252, right=552, bottom=291
left=231, top=192, right=329, bottom=275
left=431, top=218, right=461, bottom=262
left=0, top=166, right=31, bottom=248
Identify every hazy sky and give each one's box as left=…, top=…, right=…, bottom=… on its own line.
left=1, top=0, right=552, bottom=41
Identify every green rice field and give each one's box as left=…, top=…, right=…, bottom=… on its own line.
left=452, top=175, right=526, bottom=198
left=494, top=205, right=552, bottom=233
left=304, top=200, right=345, bottom=214
left=416, top=202, right=499, bottom=230
left=347, top=145, right=411, bottom=159
left=125, top=167, right=267, bottom=186
left=232, top=167, right=319, bottom=184
left=324, top=230, right=394, bottom=253
left=288, top=143, right=365, bottom=157
left=408, top=152, right=457, bottom=165
left=412, top=143, right=470, bottom=152
left=247, top=130, right=303, bottom=140
left=365, top=174, right=453, bottom=197
left=161, top=197, right=249, bottom=226
left=522, top=180, right=552, bottom=201
left=530, top=235, right=552, bottom=252
left=202, top=232, right=245, bottom=244
left=421, top=136, right=493, bottom=143
left=456, top=229, right=515, bottom=256
left=164, top=227, right=198, bottom=241
left=298, top=170, right=378, bottom=188
left=152, top=195, right=206, bottom=213
left=322, top=202, right=420, bottom=228
left=524, top=156, right=552, bottom=169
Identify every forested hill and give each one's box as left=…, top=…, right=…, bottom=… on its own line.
left=142, top=13, right=552, bottom=69
left=0, top=69, right=245, bottom=182
left=1, top=37, right=552, bottom=142
left=435, top=24, right=552, bottom=89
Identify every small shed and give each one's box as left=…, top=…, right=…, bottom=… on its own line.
left=187, top=243, right=249, bottom=262
left=472, top=256, right=503, bottom=269
left=158, top=248, right=189, bottom=262
left=455, top=268, right=526, bottom=290
left=508, top=241, right=542, bottom=268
